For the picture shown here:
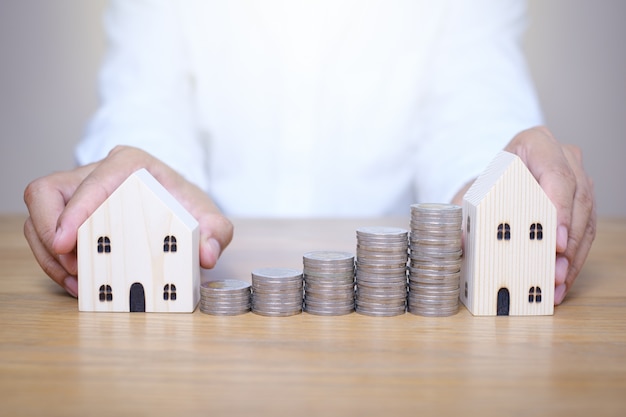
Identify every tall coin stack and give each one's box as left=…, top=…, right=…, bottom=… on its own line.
left=355, top=226, right=409, bottom=317
left=251, top=267, right=303, bottom=317
left=407, top=203, right=463, bottom=317
left=303, top=251, right=355, bottom=316
left=199, top=279, right=252, bottom=315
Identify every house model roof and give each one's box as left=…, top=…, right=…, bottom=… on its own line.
left=463, top=150, right=551, bottom=208
left=111, top=168, right=199, bottom=230
left=463, top=151, right=524, bottom=206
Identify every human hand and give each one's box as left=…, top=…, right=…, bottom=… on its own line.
left=23, top=145, right=233, bottom=297
left=505, top=126, right=596, bottom=305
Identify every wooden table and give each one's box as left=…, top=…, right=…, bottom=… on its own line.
left=1, top=214, right=625, bottom=416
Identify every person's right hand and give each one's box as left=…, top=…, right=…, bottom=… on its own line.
left=23, top=145, right=234, bottom=297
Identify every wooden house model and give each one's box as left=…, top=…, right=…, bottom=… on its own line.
left=77, top=169, right=200, bottom=312
left=460, top=151, right=556, bottom=316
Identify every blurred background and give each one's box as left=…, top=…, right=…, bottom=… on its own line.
left=1, top=0, right=624, bottom=216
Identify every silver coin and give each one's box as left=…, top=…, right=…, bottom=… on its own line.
left=252, top=266, right=302, bottom=277
left=201, top=279, right=251, bottom=291
left=355, top=305, right=406, bottom=317
left=410, top=202, right=461, bottom=213
left=200, top=305, right=252, bottom=314
left=356, top=262, right=408, bottom=270
left=252, top=309, right=302, bottom=317
left=408, top=305, right=458, bottom=317
left=305, top=286, right=355, bottom=295
left=356, top=225, right=408, bottom=235
left=303, top=250, right=354, bottom=262
left=304, top=273, right=355, bottom=280
left=200, top=308, right=251, bottom=316
left=356, top=286, right=407, bottom=296
left=304, top=305, right=354, bottom=316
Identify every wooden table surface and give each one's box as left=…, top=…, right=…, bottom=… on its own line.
left=1, top=214, right=625, bottom=416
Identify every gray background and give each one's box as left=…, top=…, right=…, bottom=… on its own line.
left=1, top=0, right=624, bottom=216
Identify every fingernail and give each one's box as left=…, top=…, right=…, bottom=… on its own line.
left=208, top=238, right=222, bottom=259
left=555, top=256, right=569, bottom=285
left=52, top=225, right=64, bottom=251
left=64, top=276, right=78, bottom=298
left=554, top=283, right=567, bottom=305
left=556, top=225, right=568, bottom=253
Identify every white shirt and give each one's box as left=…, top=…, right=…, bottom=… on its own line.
left=76, top=0, right=542, bottom=217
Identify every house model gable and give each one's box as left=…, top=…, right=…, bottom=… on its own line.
left=78, top=169, right=200, bottom=312
left=461, top=151, right=556, bottom=316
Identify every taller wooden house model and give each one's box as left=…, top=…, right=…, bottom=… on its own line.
left=78, top=169, right=200, bottom=312
left=461, top=151, right=556, bottom=316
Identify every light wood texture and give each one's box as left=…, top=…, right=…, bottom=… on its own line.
left=462, top=151, right=556, bottom=315
left=1, top=214, right=625, bottom=416
left=77, top=169, right=200, bottom=312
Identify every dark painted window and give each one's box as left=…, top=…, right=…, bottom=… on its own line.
left=163, top=284, right=177, bottom=301
left=497, top=223, right=511, bottom=241
left=99, top=284, right=113, bottom=302
left=97, top=236, right=111, bottom=253
left=528, top=286, right=542, bottom=303
left=163, top=236, right=177, bottom=252
left=530, top=223, right=543, bottom=240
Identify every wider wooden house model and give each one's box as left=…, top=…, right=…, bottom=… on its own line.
left=77, top=169, right=200, bottom=312
left=461, top=151, right=556, bottom=316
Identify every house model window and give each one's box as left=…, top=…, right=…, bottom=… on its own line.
left=97, top=236, right=111, bottom=253
left=163, top=235, right=177, bottom=252
left=530, top=223, right=543, bottom=240
left=497, top=223, right=511, bottom=241
left=163, top=284, right=177, bottom=301
left=528, top=286, right=542, bottom=303
left=99, top=285, right=113, bottom=302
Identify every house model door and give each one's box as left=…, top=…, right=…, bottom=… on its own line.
left=130, top=283, right=146, bottom=312
left=497, top=288, right=510, bottom=316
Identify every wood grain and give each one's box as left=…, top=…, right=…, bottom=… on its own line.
left=1, top=214, right=625, bottom=416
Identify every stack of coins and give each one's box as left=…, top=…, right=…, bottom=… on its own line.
left=408, top=203, right=463, bottom=316
left=355, top=226, right=409, bottom=317
left=251, top=267, right=303, bottom=317
left=303, top=251, right=355, bottom=316
left=199, top=279, right=252, bottom=316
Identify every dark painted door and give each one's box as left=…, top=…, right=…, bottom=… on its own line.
left=497, top=287, right=510, bottom=316
left=129, top=282, right=145, bottom=312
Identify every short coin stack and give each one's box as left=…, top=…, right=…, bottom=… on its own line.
left=407, top=203, right=463, bottom=317
left=251, top=267, right=303, bottom=317
left=355, top=226, right=409, bottom=317
left=303, top=251, right=355, bottom=316
left=199, top=279, right=252, bottom=315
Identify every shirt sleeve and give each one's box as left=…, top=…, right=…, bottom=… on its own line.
left=413, top=0, right=543, bottom=204
left=75, top=0, right=210, bottom=192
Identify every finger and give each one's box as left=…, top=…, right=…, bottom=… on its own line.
left=197, top=212, right=234, bottom=269
left=163, top=176, right=234, bottom=268
left=53, top=146, right=155, bottom=255
left=508, top=127, right=576, bottom=255
left=23, top=217, right=78, bottom=297
left=557, top=146, right=597, bottom=300
left=566, top=206, right=597, bottom=289
left=555, top=204, right=596, bottom=305
left=24, top=173, right=75, bottom=254
left=24, top=170, right=90, bottom=275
